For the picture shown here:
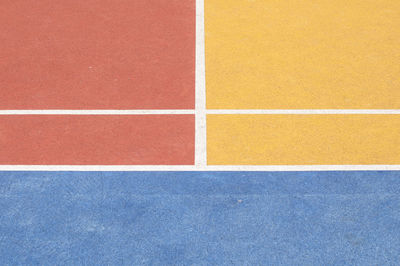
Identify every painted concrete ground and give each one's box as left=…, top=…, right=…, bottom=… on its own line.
left=1, top=1, right=400, bottom=265
left=1, top=171, right=400, bottom=265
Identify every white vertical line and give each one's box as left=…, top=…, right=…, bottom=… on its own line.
left=195, top=0, right=207, bottom=166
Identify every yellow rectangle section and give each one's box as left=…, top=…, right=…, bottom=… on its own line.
left=205, top=0, right=400, bottom=109
left=207, top=115, right=400, bottom=165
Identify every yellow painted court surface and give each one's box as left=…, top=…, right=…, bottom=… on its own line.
left=205, top=0, right=400, bottom=109
left=207, top=115, right=400, bottom=165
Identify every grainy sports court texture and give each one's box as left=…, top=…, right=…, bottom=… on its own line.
left=1, top=0, right=399, bottom=265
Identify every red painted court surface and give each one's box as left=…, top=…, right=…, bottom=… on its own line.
left=0, top=0, right=195, bottom=109
left=0, top=115, right=194, bottom=165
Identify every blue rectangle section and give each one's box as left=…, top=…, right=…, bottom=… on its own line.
left=1, top=171, right=400, bottom=265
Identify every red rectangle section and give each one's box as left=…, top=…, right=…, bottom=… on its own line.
left=0, top=0, right=195, bottom=109
left=0, top=115, right=194, bottom=165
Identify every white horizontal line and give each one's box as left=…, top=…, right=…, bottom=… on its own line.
left=1, top=109, right=400, bottom=115
left=0, top=110, right=195, bottom=115
left=0, top=165, right=399, bottom=171
left=206, top=109, right=400, bottom=114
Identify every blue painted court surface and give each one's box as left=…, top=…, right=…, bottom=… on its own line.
left=1, top=171, right=399, bottom=265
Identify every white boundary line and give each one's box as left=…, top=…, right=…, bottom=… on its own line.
left=2, top=109, right=400, bottom=115
left=0, top=110, right=195, bottom=115
left=0, top=165, right=399, bottom=171
left=195, top=0, right=207, bottom=166
left=207, top=109, right=400, bottom=114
